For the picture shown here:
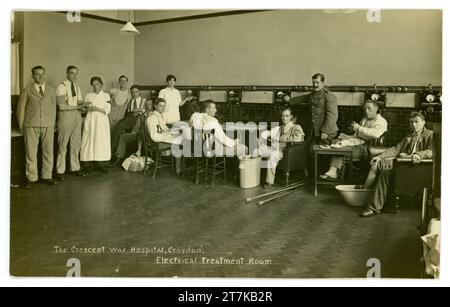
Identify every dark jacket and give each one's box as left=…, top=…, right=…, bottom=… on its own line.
left=291, top=89, right=339, bottom=137
left=379, top=128, right=434, bottom=160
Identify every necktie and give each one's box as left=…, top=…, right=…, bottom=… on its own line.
left=70, top=82, right=76, bottom=97
left=134, top=99, right=138, bottom=111
left=39, top=86, right=44, bottom=96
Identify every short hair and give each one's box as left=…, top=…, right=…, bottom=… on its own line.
left=166, top=74, right=177, bottom=82
left=155, top=98, right=166, bottom=104
left=31, top=66, right=45, bottom=74
left=409, top=111, right=426, bottom=121
left=364, top=99, right=383, bottom=114
left=281, top=107, right=293, bottom=115
left=201, top=99, right=215, bottom=112
left=119, top=75, right=129, bottom=82
left=90, top=76, right=103, bottom=85
left=130, top=85, right=140, bottom=91
left=312, top=73, right=325, bottom=82
left=66, top=65, right=78, bottom=73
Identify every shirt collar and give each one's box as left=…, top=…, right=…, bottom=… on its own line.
left=283, top=122, right=294, bottom=129
left=411, top=128, right=425, bottom=137
left=34, top=83, right=45, bottom=93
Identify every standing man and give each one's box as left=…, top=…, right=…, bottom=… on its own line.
left=109, top=75, right=131, bottom=131
left=17, top=66, right=57, bottom=188
left=55, top=65, right=86, bottom=181
left=158, top=74, right=194, bottom=124
left=291, top=73, right=339, bottom=143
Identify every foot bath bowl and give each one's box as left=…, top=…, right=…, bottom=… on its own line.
left=335, top=185, right=374, bottom=207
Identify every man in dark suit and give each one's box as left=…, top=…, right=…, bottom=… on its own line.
left=17, top=66, right=57, bottom=188
left=360, top=111, right=434, bottom=217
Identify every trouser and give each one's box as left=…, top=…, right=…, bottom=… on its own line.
left=23, top=126, right=54, bottom=182
left=369, top=168, right=392, bottom=213
left=111, top=114, right=138, bottom=154
left=258, top=144, right=283, bottom=184
left=56, top=111, right=82, bottom=174
left=116, top=133, right=138, bottom=158
left=330, top=144, right=369, bottom=169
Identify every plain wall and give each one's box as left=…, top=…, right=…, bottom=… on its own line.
left=22, top=12, right=135, bottom=95
left=134, top=10, right=442, bottom=86
left=136, top=10, right=226, bottom=23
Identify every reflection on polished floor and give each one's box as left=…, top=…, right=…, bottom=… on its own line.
left=10, top=168, right=422, bottom=278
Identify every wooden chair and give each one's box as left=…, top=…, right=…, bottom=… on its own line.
left=277, top=114, right=313, bottom=185
left=389, top=158, right=433, bottom=213
left=187, top=128, right=227, bottom=187
left=139, top=115, right=175, bottom=179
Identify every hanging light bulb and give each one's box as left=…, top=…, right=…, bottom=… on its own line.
left=120, top=10, right=140, bottom=35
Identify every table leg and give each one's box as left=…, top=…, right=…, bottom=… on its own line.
left=315, top=152, right=318, bottom=197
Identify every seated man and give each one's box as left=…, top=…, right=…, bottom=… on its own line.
left=359, top=111, right=433, bottom=217
left=112, top=99, right=153, bottom=166
left=320, top=100, right=388, bottom=180
left=189, top=100, right=247, bottom=157
left=147, top=98, right=183, bottom=174
left=111, top=85, right=147, bottom=156
left=254, top=107, right=305, bottom=189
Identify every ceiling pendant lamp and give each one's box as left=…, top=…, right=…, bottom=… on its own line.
left=120, top=21, right=140, bottom=35
left=120, top=11, right=140, bottom=35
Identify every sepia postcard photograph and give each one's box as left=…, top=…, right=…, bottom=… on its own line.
left=7, top=5, right=443, bottom=282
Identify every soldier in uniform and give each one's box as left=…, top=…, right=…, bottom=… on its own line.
left=290, top=73, right=339, bottom=143
left=290, top=73, right=339, bottom=175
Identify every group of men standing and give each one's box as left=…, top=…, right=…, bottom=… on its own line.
left=17, top=65, right=85, bottom=188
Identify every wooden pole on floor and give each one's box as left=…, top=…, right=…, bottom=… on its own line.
left=245, top=180, right=311, bottom=203
left=257, top=189, right=302, bottom=207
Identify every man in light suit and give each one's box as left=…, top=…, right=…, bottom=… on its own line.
left=55, top=65, right=86, bottom=181
left=17, top=66, right=57, bottom=188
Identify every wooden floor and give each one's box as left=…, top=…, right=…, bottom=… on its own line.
left=10, top=168, right=423, bottom=278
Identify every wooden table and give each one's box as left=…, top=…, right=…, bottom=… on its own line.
left=313, top=145, right=354, bottom=197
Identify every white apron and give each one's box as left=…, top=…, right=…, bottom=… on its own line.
left=80, top=91, right=112, bottom=161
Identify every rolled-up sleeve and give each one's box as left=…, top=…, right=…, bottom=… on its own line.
left=104, top=93, right=111, bottom=114
left=357, top=117, right=388, bottom=140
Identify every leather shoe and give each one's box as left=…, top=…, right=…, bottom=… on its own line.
left=262, top=183, right=274, bottom=190
left=72, top=170, right=87, bottom=177
left=359, top=208, right=378, bottom=218
left=41, top=179, right=57, bottom=186
left=55, top=174, right=65, bottom=181
left=24, top=181, right=37, bottom=189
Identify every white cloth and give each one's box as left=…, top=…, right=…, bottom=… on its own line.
left=158, top=87, right=182, bottom=124
left=189, top=112, right=236, bottom=148
left=356, top=114, right=388, bottom=140
left=80, top=91, right=111, bottom=161
left=56, top=79, right=82, bottom=107
left=11, top=42, right=20, bottom=95
left=421, top=218, right=440, bottom=278
left=110, top=88, right=130, bottom=106
left=146, top=111, right=183, bottom=145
